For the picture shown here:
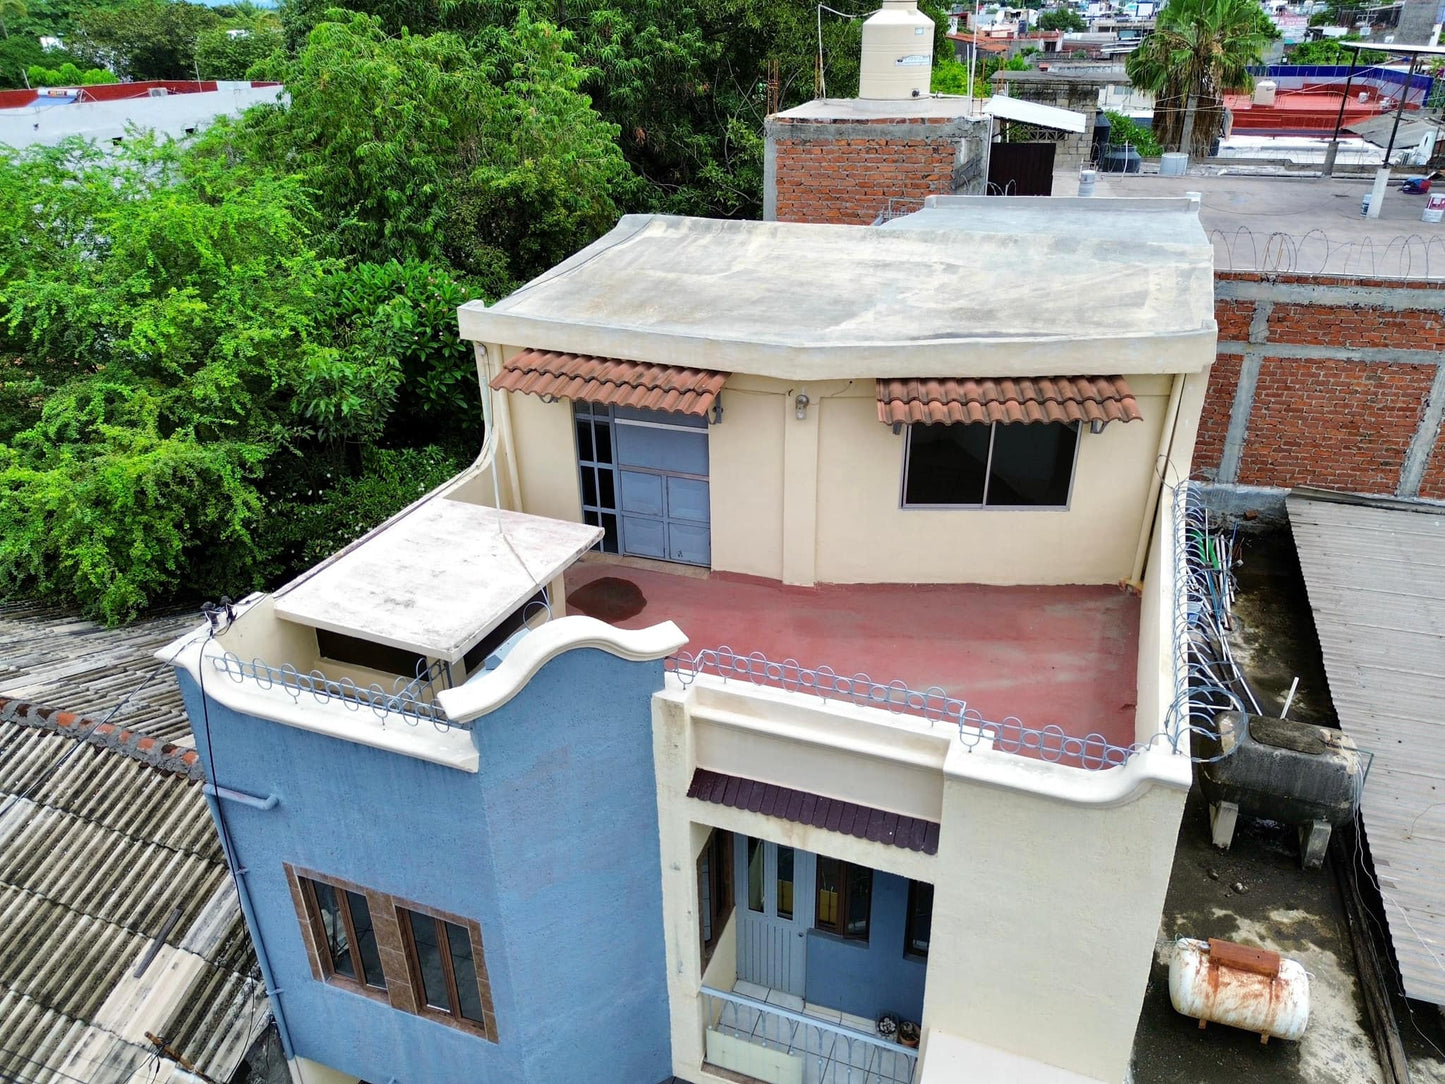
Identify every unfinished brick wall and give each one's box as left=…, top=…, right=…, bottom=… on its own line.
left=1196, top=272, right=1445, bottom=499
left=772, top=132, right=961, bottom=225
left=763, top=108, right=988, bottom=226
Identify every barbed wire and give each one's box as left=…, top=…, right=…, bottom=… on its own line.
left=1210, top=225, right=1445, bottom=279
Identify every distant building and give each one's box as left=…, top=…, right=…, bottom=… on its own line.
left=0, top=80, right=283, bottom=149
left=163, top=195, right=1216, bottom=1084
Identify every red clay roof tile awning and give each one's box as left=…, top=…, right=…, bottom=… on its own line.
left=876, top=376, right=1142, bottom=428
left=491, top=349, right=727, bottom=418
left=686, top=768, right=940, bottom=854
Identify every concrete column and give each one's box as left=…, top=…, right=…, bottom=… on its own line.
left=780, top=388, right=821, bottom=586
left=1366, top=166, right=1391, bottom=219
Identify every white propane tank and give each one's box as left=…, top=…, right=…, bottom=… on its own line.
left=859, top=0, right=936, bottom=100
left=1252, top=79, right=1277, bottom=107
left=1169, top=938, right=1310, bottom=1043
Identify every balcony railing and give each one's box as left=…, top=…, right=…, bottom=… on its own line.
left=701, top=985, right=918, bottom=1084
left=210, top=651, right=460, bottom=729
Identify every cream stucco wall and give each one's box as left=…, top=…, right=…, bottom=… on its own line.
left=480, top=357, right=1189, bottom=588
left=653, top=677, right=1191, bottom=1084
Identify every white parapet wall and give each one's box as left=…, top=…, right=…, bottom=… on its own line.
left=0, top=83, right=285, bottom=149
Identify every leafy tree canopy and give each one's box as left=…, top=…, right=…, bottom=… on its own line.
left=1037, top=8, right=1085, bottom=32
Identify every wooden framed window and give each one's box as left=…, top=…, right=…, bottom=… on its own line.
left=698, top=828, right=734, bottom=966
left=298, top=874, right=387, bottom=994
left=285, top=863, right=497, bottom=1041
left=904, top=880, right=933, bottom=959
left=815, top=856, right=872, bottom=941
left=398, top=904, right=494, bottom=1038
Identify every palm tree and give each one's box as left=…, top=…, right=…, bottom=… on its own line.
left=1127, top=0, right=1277, bottom=158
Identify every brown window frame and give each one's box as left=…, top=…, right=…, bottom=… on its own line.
left=285, top=863, right=497, bottom=1042
left=904, top=880, right=933, bottom=960
left=698, top=828, right=734, bottom=968
left=814, top=856, right=872, bottom=942
left=396, top=900, right=496, bottom=1040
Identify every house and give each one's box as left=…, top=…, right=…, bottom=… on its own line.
left=160, top=193, right=1217, bottom=1084
left=0, top=605, right=273, bottom=1084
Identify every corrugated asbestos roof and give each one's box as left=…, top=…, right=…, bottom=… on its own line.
left=686, top=768, right=941, bottom=854
left=491, top=348, right=728, bottom=417
left=875, top=376, right=1142, bottom=427
left=1288, top=491, right=1445, bottom=1006
left=0, top=603, right=198, bottom=745
left=0, top=700, right=269, bottom=1083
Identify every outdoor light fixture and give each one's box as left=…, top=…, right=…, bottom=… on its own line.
left=794, top=392, right=810, bottom=420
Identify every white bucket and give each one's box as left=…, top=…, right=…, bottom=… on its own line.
left=1424, top=194, right=1445, bottom=223
left=1160, top=152, right=1188, bottom=176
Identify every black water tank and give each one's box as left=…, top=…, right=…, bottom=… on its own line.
left=1091, top=112, right=1112, bottom=163
left=1101, top=145, right=1142, bottom=173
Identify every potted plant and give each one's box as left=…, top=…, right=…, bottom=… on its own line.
left=899, top=1020, right=920, bottom=1049
left=876, top=1012, right=900, bottom=1042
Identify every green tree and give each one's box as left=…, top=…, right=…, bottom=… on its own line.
left=1126, top=0, right=1276, bottom=156
left=1037, top=8, right=1086, bottom=32
left=196, top=23, right=282, bottom=77
left=0, top=0, right=26, bottom=38
left=1287, top=36, right=1384, bottom=65
left=68, top=0, right=220, bottom=79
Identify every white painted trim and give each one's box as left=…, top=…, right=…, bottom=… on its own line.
left=436, top=616, right=688, bottom=723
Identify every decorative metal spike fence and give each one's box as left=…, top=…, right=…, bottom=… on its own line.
left=210, top=652, right=458, bottom=729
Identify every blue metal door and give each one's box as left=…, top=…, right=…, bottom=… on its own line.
left=613, top=407, right=711, bottom=566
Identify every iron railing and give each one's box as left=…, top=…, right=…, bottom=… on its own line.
left=701, top=985, right=918, bottom=1084
left=667, top=648, right=1142, bottom=770
left=210, top=651, right=457, bottom=729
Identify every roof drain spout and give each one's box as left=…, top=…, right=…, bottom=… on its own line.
left=203, top=783, right=279, bottom=811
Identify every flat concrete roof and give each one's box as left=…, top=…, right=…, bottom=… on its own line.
left=771, top=96, right=979, bottom=121
left=273, top=498, right=601, bottom=662
left=458, top=206, right=1216, bottom=380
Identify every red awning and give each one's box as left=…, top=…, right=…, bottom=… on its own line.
left=491, top=349, right=727, bottom=418
left=876, top=376, right=1142, bottom=427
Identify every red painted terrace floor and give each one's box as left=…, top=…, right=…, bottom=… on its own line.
left=564, top=559, right=1141, bottom=749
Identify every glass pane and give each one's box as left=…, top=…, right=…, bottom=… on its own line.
left=581, top=466, right=598, bottom=509
left=406, top=909, right=451, bottom=1011
left=908, top=882, right=934, bottom=956
left=575, top=419, right=594, bottom=462
left=816, top=856, right=840, bottom=931
left=904, top=423, right=990, bottom=506
left=600, top=513, right=620, bottom=553
left=310, top=880, right=354, bottom=979
left=446, top=921, right=485, bottom=1023
left=845, top=867, right=872, bottom=939
left=594, top=423, right=612, bottom=464
left=698, top=846, right=714, bottom=945
left=747, top=838, right=764, bottom=913
left=776, top=846, right=794, bottom=920
left=346, top=891, right=386, bottom=989
left=986, top=422, right=1077, bottom=507
left=597, top=468, right=616, bottom=511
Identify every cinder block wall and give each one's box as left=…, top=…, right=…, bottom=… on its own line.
left=1195, top=272, right=1445, bottom=499
left=763, top=112, right=987, bottom=224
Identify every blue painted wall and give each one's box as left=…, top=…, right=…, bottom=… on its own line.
left=803, top=871, right=926, bottom=1024
left=178, top=645, right=672, bottom=1084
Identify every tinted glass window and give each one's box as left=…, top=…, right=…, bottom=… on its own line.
left=406, top=909, right=450, bottom=1010
left=347, top=890, right=386, bottom=989
left=988, top=422, right=1077, bottom=507
left=747, top=837, right=764, bottom=913
left=777, top=847, right=794, bottom=920
left=904, top=423, right=989, bottom=505
left=845, top=867, right=872, bottom=938
left=310, top=880, right=353, bottom=979
left=446, top=921, right=485, bottom=1023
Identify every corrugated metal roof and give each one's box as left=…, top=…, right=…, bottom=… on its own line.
left=875, top=376, right=1142, bottom=427
left=491, top=348, right=727, bottom=417
left=686, top=768, right=941, bottom=854
left=1287, top=490, right=1445, bottom=1006
left=0, top=713, right=269, bottom=1082
left=0, top=603, right=198, bottom=745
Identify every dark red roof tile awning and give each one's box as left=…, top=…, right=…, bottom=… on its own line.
left=876, top=376, right=1142, bottom=428
left=686, top=768, right=940, bottom=854
left=491, top=349, right=727, bottom=418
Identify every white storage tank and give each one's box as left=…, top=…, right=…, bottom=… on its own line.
left=859, top=0, right=936, bottom=100
left=1253, top=79, right=1278, bottom=106
left=1169, top=937, right=1310, bottom=1043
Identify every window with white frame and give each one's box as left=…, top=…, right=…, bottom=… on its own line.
left=902, top=421, right=1080, bottom=509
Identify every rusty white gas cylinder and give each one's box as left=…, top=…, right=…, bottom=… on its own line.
left=1168, top=937, right=1310, bottom=1043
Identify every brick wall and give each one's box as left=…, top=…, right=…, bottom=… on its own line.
left=773, top=134, right=960, bottom=225
left=1195, top=272, right=1445, bottom=499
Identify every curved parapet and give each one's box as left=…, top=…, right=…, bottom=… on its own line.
left=437, top=616, right=688, bottom=724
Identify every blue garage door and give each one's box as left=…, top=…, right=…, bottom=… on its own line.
left=574, top=404, right=711, bottom=567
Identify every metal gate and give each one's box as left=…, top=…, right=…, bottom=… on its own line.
left=575, top=403, right=712, bottom=566
left=734, top=837, right=813, bottom=996
left=988, top=141, right=1056, bottom=196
